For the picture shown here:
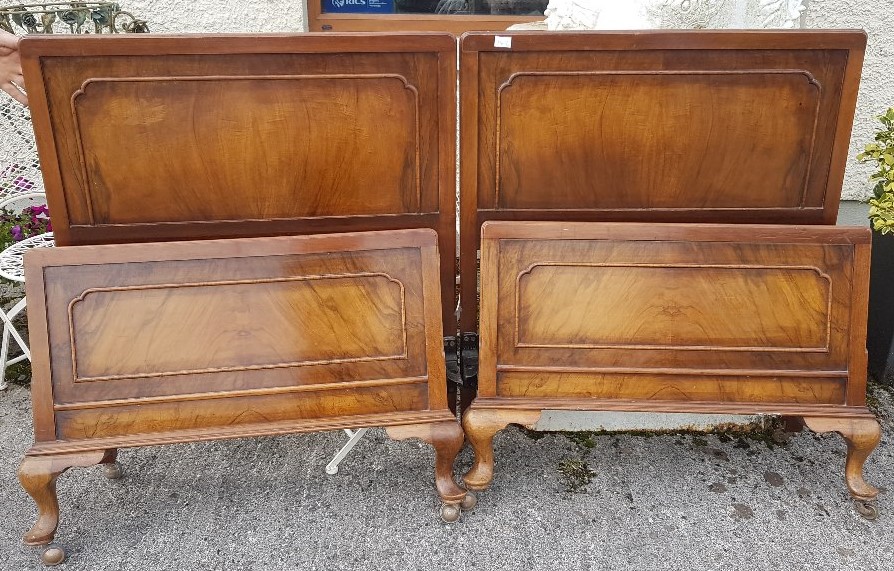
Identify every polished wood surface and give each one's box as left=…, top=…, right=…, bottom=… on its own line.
left=463, top=221, right=879, bottom=503
left=477, top=222, right=870, bottom=404
left=20, top=33, right=459, bottom=331
left=459, top=30, right=866, bottom=331
left=21, top=229, right=468, bottom=549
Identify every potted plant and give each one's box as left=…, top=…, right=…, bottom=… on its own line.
left=859, top=107, right=894, bottom=383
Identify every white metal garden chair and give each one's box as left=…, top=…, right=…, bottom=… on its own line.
left=325, top=428, right=370, bottom=474
left=0, top=192, right=53, bottom=390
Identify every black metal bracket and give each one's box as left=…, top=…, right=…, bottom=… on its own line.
left=444, top=333, right=479, bottom=388
left=460, top=332, right=479, bottom=388
left=444, top=336, right=461, bottom=386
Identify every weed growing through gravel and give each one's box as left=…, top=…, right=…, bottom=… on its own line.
left=557, top=458, right=595, bottom=493
left=564, top=431, right=597, bottom=450
left=866, top=375, right=894, bottom=417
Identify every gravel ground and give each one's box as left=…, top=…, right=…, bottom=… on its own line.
left=2, top=380, right=894, bottom=571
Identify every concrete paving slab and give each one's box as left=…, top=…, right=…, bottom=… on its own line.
left=2, top=380, right=893, bottom=570
left=534, top=411, right=763, bottom=432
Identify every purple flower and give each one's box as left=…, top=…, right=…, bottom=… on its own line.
left=2, top=202, right=51, bottom=244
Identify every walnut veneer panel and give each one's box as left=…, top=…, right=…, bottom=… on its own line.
left=24, top=229, right=447, bottom=445
left=459, top=30, right=866, bottom=331
left=65, top=268, right=410, bottom=383
left=515, top=264, right=830, bottom=351
left=20, top=33, right=458, bottom=330
left=72, top=76, right=421, bottom=221
left=478, top=221, right=871, bottom=408
left=497, top=72, right=819, bottom=210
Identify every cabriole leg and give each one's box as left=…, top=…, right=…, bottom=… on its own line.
left=18, top=450, right=112, bottom=565
left=386, top=420, right=469, bottom=523
left=803, top=416, right=882, bottom=519
left=461, top=407, right=542, bottom=492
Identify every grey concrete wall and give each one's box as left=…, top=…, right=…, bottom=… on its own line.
left=837, top=199, right=870, bottom=226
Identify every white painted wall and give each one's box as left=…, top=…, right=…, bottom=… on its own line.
left=120, top=1, right=307, bottom=33
left=804, top=0, right=894, bottom=200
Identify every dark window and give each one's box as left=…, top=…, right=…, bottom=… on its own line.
left=310, top=0, right=547, bottom=32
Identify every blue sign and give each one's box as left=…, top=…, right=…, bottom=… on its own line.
left=323, top=0, right=394, bottom=14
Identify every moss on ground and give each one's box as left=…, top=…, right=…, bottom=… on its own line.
left=557, top=458, right=595, bottom=493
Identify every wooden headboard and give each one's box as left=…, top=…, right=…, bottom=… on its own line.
left=21, top=32, right=459, bottom=331
left=459, top=30, right=866, bottom=331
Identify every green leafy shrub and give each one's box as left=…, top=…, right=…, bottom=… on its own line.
left=858, top=108, right=894, bottom=234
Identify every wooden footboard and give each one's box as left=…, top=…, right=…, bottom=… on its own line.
left=464, top=221, right=879, bottom=508
left=19, top=229, right=469, bottom=560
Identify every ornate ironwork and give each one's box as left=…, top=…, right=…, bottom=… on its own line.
left=0, top=2, right=148, bottom=35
